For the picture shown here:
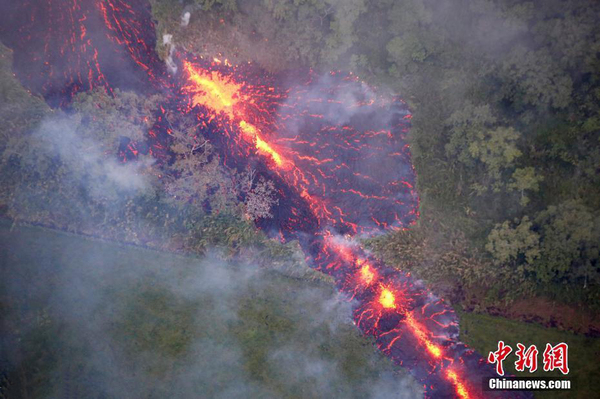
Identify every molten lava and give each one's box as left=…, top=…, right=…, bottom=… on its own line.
left=358, top=262, right=375, bottom=286
left=379, top=285, right=397, bottom=309
left=404, top=312, right=443, bottom=359
left=0, top=2, right=534, bottom=398
left=239, top=121, right=285, bottom=167
left=183, top=61, right=287, bottom=168
left=184, top=61, right=241, bottom=114
left=446, top=370, right=471, bottom=399
left=161, top=57, right=529, bottom=397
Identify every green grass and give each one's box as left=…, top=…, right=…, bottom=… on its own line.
left=458, top=309, right=600, bottom=398
left=0, top=221, right=421, bottom=398
left=3, top=221, right=598, bottom=398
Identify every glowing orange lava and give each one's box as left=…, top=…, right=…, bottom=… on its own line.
left=183, top=61, right=242, bottom=114
left=405, top=312, right=443, bottom=359
left=7, top=0, right=485, bottom=395
left=358, top=262, right=375, bottom=285
left=446, top=369, right=471, bottom=399
left=239, top=121, right=285, bottom=166
left=180, top=58, right=478, bottom=399
left=184, top=61, right=287, bottom=168
left=379, top=285, right=397, bottom=309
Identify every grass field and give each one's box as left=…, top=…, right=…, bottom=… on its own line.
left=458, top=309, right=600, bottom=398
left=1, top=221, right=598, bottom=398
left=0, top=221, right=420, bottom=398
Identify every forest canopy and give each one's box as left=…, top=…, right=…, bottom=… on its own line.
left=2, top=1, right=600, bottom=398
left=1, top=0, right=599, bottom=321
left=149, top=0, right=600, bottom=311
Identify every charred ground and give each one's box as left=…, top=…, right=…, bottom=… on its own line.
left=1, top=1, right=600, bottom=398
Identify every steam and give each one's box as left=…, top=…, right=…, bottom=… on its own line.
left=273, top=71, right=416, bottom=235
left=30, top=113, right=151, bottom=198
left=181, top=11, right=191, bottom=27
left=1, top=235, right=423, bottom=398
left=163, top=33, right=178, bottom=74
left=281, top=73, right=385, bottom=128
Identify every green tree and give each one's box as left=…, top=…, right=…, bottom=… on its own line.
left=321, top=0, right=366, bottom=63
left=446, top=103, right=522, bottom=194
left=508, top=167, right=543, bottom=206
left=163, top=113, right=237, bottom=213
left=386, top=34, right=431, bottom=75
left=500, top=46, right=573, bottom=110
left=486, top=216, right=540, bottom=267
left=533, top=200, right=600, bottom=286
left=488, top=200, right=600, bottom=289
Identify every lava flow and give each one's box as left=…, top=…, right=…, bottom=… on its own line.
left=0, top=0, right=163, bottom=107
left=177, top=58, right=532, bottom=398
left=1, top=1, right=532, bottom=398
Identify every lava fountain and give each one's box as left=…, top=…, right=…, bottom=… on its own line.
left=0, top=1, right=532, bottom=398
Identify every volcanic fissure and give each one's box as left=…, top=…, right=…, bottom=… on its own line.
left=0, top=1, right=534, bottom=398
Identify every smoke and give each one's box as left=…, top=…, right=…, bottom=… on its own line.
left=0, top=105, right=165, bottom=248
left=31, top=114, right=152, bottom=198
left=280, top=73, right=385, bottom=129
left=181, top=11, right=191, bottom=27
left=163, top=33, right=178, bottom=74
left=272, top=71, right=416, bottom=235
left=368, top=371, right=423, bottom=399
left=0, top=228, right=423, bottom=398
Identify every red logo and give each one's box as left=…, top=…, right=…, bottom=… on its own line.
left=543, top=343, right=569, bottom=375
left=515, top=343, right=539, bottom=373
left=488, top=341, right=512, bottom=376
left=488, top=341, right=569, bottom=376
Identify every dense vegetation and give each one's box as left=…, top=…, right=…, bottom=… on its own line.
left=0, top=41, right=290, bottom=263
left=149, top=0, right=600, bottom=317
left=0, top=0, right=598, bottom=347
left=1, top=1, right=600, bottom=397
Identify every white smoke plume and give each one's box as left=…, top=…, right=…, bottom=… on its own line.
left=31, top=114, right=152, bottom=198
left=163, top=33, right=178, bottom=74
left=181, top=11, right=191, bottom=27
